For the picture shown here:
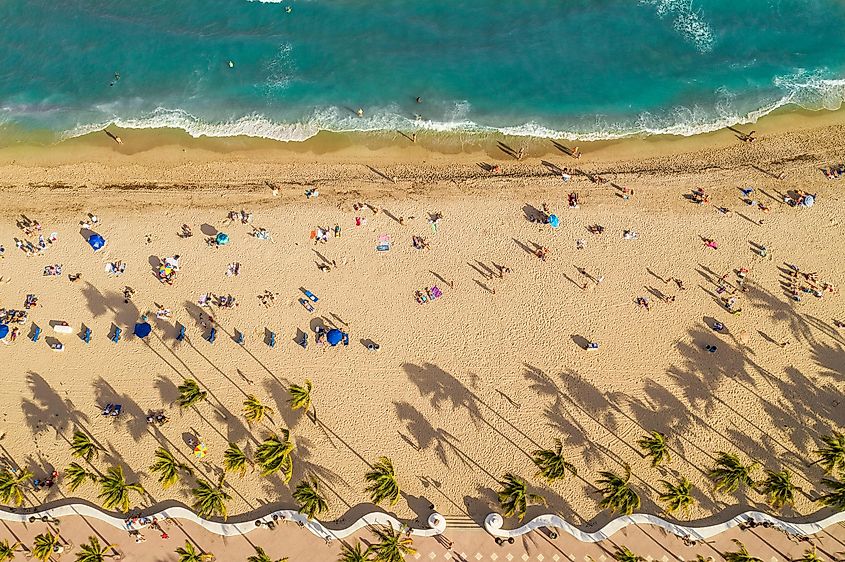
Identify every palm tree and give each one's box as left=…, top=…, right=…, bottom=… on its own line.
left=812, top=432, right=845, bottom=474
left=637, top=431, right=670, bottom=467
left=0, top=467, right=32, bottom=507
left=176, top=379, right=207, bottom=410
left=32, top=532, right=59, bottom=562
left=98, top=465, right=144, bottom=513
left=0, top=539, right=22, bottom=562
left=817, top=475, right=845, bottom=510
left=364, top=456, right=400, bottom=507
left=246, top=546, right=287, bottom=562
left=613, top=546, right=644, bottom=562
left=532, top=438, right=577, bottom=482
left=175, top=541, right=214, bottom=562
left=496, top=473, right=546, bottom=521
left=149, top=447, right=193, bottom=489
left=657, top=476, right=695, bottom=516
left=792, top=547, right=822, bottom=562
left=370, top=525, right=415, bottom=562
left=723, top=540, right=762, bottom=562
left=596, top=464, right=641, bottom=515
left=191, top=478, right=232, bottom=520
left=243, top=395, right=273, bottom=426
left=65, top=462, right=98, bottom=493
left=75, top=536, right=119, bottom=561
left=293, top=477, right=328, bottom=520
left=708, top=452, right=758, bottom=494
left=338, top=542, right=370, bottom=562
left=223, top=442, right=251, bottom=477
left=758, top=469, right=798, bottom=509
left=255, top=430, right=295, bottom=481
left=70, top=430, right=101, bottom=462
left=288, top=380, right=314, bottom=420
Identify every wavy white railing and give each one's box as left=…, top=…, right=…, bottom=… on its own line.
left=484, top=510, right=845, bottom=541
left=0, top=504, right=445, bottom=542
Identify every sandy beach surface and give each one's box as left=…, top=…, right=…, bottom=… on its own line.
left=0, top=110, right=843, bottom=560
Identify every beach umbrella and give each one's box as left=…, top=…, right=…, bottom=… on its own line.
left=802, top=194, right=815, bottom=207
left=194, top=443, right=208, bottom=459
left=548, top=214, right=560, bottom=228
left=0, top=325, right=8, bottom=339
left=87, top=233, right=106, bottom=252
left=133, top=322, right=152, bottom=338
left=215, top=232, right=230, bottom=245
left=326, top=328, right=344, bottom=347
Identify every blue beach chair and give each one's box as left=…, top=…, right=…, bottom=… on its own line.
left=303, top=289, right=319, bottom=303
left=111, top=327, right=121, bottom=343
left=176, top=324, right=186, bottom=342
left=31, top=325, right=41, bottom=342
left=268, top=331, right=276, bottom=348
left=207, top=327, right=217, bottom=344
left=83, top=327, right=91, bottom=343
left=235, top=330, right=245, bottom=344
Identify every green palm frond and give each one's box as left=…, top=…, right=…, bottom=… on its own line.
left=0, top=538, right=22, bottom=562
left=613, top=546, right=645, bottom=562
left=246, top=545, right=287, bottom=562
left=708, top=452, right=758, bottom=494
left=724, top=540, right=762, bottom=562
left=288, top=380, right=313, bottom=413
left=532, top=439, right=577, bottom=482
left=32, top=532, right=59, bottom=562
left=98, top=465, right=144, bottom=513
left=191, top=478, right=232, bottom=520
left=176, top=379, right=207, bottom=409
left=496, top=473, right=546, bottom=521
left=0, top=467, right=32, bottom=507
left=175, top=540, right=214, bottom=562
left=596, top=464, right=641, bottom=515
left=337, top=541, right=370, bottom=562
left=758, top=469, right=798, bottom=509
left=370, top=525, right=415, bottom=562
left=65, top=462, right=98, bottom=493
left=255, top=430, right=295, bottom=481
left=223, top=442, right=251, bottom=477
left=817, top=475, right=845, bottom=510
left=657, top=476, right=696, bottom=516
left=813, top=432, right=845, bottom=474
left=637, top=431, right=671, bottom=467
left=293, top=477, right=328, bottom=520
left=243, top=395, right=273, bottom=426
left=364, top=456, right=400, bottom=507
left=791, top=546, right=823, bottom=562
left=75, top=535, right=119, bottom=562
left=149, top=447, right=193, bottom=489
left=70, top=430, right=101, bottom=462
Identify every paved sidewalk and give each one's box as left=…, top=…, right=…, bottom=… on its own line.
left=0, top=514, right=842, bottom=561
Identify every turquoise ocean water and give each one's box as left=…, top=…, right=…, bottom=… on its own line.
left=1, top=0, right=845, bottom=143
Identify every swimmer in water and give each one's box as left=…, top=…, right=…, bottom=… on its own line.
left=228, top=60, right=235, bottom=68
left=356, top=108, right=364, bottom=117
left=416, top=96, right=422, bottom=104
left=285, top=6, right=292, bottom=12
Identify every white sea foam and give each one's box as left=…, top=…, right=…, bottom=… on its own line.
left=640, top=0, right=714, bottom=53
left=265, top=43, right=294, bottom=92
left=57, top=69, right=845, bottom=143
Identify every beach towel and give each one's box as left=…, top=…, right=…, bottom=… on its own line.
left=376, top=234, right=391, bottom=252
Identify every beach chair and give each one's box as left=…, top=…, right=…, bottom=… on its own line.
left=102, top=404, right=114, bottom=416
left=376, top=234, right=391, bottom=251
left=207, top=327, right=217, bottom=344
left=83, top=327, right=91, bottom=344
left=268, top=331, right=276, bottom=348
left=299, top=298, right=314, bottom=312
left=298, top=333, right=308, bottom=349
left=176, top=324, right=186, bottom=342
left=303, top=290, right=319, bottom=303
left=111, top=404, right=122, bottom=417
left=31, top=325, right=41, bottom=342
left=235, top=330, right=245, bottom=344
left=111, top=327, right=121, bottom=343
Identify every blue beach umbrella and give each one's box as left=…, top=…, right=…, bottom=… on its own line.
left=548, top=214, right=560, bottom=228
left=215, top=232, right=230, bottom=245
left=88, top=233, right=106, bottom=252
left=0, top=324, right=8, bottom=339
left=133, top=322, right=152, bottom=338
left=326, top=328, right=344, bottom=346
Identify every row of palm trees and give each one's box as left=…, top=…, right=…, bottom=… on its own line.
left=613, top=540, right=825, bottom=562
left=495, top=431, right=845, bottom=520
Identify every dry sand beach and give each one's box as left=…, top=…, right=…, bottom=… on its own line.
left=0, top=111, right=843, bottom=560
